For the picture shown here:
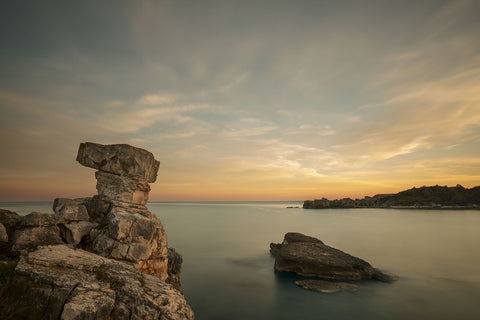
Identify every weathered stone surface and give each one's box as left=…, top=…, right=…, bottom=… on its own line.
left=0, top=208, right=20, bottom=226
left=10, top=225, right=63, bottom=251
left=271, top=232, right=393, bottom=282
left=0, top=223, right=8, bottom=244
left=58, top=221, right=97, bottom=245
left=53, top=198, right=97, bottom=246
left=0, top=245, right=195, bottom=320
left=167, top=248, right=184, bottom=291
left=295, top=279, right=359, bottom=293
left=76, top=142, right=160, bottom=182
left=83, top=196, right=113, bottom=222
left=10, top=212, right=64, bottom=251
left=54, top=198, right=91, bottom=222
left=86, top=204, right=170, bottom=279
left=95, top=171, right=150, bottom=205
left=282, top=232, right=324, bottom=244
left=15, top=211, right=57, bottom=227
left=1, top=210, right=21, bottom=253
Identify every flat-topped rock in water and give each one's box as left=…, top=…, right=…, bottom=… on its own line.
left=295, top=279, right=359, bottom=293
left=270, top=232, right=393, bottom=282
left=76, top=142, right=160, bottom=182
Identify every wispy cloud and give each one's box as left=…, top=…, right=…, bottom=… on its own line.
left=137, top=93, right=176, bottom=106
left=98, top=102, right=216, bottom=133
left=222, top=125, right=278, bottom=138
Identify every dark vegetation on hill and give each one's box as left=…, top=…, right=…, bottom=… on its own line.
left=304, top=185, right=480, bottom=209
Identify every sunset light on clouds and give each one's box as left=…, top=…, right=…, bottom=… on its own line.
left=1, top=0, right=480, bottom=201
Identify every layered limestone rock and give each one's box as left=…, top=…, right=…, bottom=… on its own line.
left=0, top=142, right=194, bottom=319
left=54, top=198, right=97, bottom=246
left=69, top=143, right=172, bottom=282
left=0, top=223, right=7, bottom=245
left=0, top=209, right=20, bottom=253
left=0, top=245, right=195, bottom=320
left=95, top=171, right=151, bottom=205
left=86, top=202, right=170, bottom=279
left=0, top=208, right=20, bottom=226
left=9, top=212, right=64, bottom=251
left=76, top=142, right=160, bottom=206
left=271, top=232, right=393, bottom=282
left=76, top=142, right=160, bottom=182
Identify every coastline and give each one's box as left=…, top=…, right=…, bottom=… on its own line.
left=303, top=185, right=480, bottom=210
left=303, top=205, right=480, bottom=210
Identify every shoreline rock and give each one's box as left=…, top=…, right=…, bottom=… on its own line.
left=270, top=232, right=393, bottom=282
left=0, top=142, right=195, bottom=319
left=1, top=245, right=194, bottom=319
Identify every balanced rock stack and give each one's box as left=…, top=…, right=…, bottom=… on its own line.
left=0, top=142, right=195, bottom=319
left=72, top=142, right=171, bottom=282
left=76, top=142, right=160, bottom=206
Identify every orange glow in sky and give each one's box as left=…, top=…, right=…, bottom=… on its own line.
left=1, top=1, right=479, bottom=201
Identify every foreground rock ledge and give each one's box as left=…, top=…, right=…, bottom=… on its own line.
left=270, top=232, right=393, bottom=282
left=0, top=245, right=195, bottom=320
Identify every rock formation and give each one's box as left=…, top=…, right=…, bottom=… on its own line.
left=1, top=245, right=194, bottom=320
left=0, top=142, right=195, bottom=319
left=270, top=232, right=392, bottom=282
left=10, top=212, right=64, bottom=252
left=76, top=142, right=159, bottom=206
left=0, top=209, right=19, bottom=254
left=0, top=223, right=7, bottom=248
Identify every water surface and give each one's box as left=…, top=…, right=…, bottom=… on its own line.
left=2, top=201, right=479, bottom=319
left=151, top=202, right=480, bottom=320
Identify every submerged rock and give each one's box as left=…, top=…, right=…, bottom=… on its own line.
left=295, top=279, right=359, bottom=293
left=271, top=232, right=393, bottom=282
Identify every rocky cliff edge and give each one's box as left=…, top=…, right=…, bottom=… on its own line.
left=0, top=142, right=195, bottom=319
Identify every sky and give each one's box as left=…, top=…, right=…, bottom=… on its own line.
left=1, top=0, right=480, bottom=201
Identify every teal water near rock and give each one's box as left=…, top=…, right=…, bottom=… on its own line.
left=2, top=201, right=480, bottom=319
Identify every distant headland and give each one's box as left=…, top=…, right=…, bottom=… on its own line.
left=304, top=185, right=480, bottom=209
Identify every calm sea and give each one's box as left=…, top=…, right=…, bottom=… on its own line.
left=2, top=201, right=480, bottom=319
